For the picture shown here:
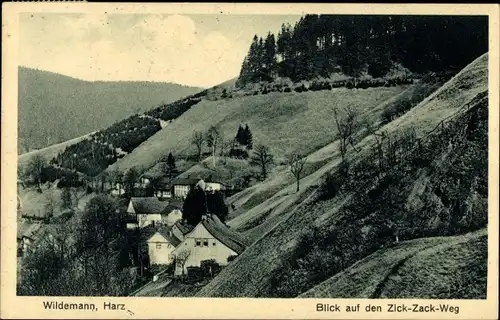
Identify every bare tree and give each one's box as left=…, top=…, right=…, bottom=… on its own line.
left=206, top=126, right=221, bottom=168
left=365, top=121, right=386, bottom=178
left=44, top=192, right=57, bottom=219
left=191, top=131, right=204, bottom=162
left=333, top=106, right=360, bottom=164
left=27, top=154, right=46, bottom=192
left=250, top=144, right=273, bottom=181
left=174, top=249, right=191, bottom=277
left=288, top=153, right=307, bottom=192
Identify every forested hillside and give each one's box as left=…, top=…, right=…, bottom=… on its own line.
left=18, top=67, right=201, bottom=153
left=237, top=15, right=488, bottom=85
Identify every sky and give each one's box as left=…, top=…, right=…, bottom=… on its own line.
left=19, top=13, right=302, bottom=88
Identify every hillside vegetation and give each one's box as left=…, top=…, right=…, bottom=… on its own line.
left=108, top=87, right=406, bottom=174
left=18, top=67, right=201, bottom=153
left=300, top=229, right=487, bottom=299
left=194, top=53, right=488, bottom=298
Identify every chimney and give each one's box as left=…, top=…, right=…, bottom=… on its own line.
left=201, top=215, right=207, bottom=221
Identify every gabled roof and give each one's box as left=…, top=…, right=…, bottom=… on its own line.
left=144, top=226, right=181, bottom=247
left=173, top=221, right=194, bottom=235
left=171, top=177, right=202, bottom=186
left=161, top=204, right=182, bottom=215
left=129, top=197, right=168, bottom=214
left=201, top=215, right=249, bottom=255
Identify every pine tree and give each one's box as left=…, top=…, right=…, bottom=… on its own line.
left=61, top=187, right=72, bottom=210
left=244, top=124, right=253, bottom=150
left=124, top=167, right=138, bottom=197
left=182, top=186, right=207, bottom=226
left=206, top=191, right=229, bottom=222
left=264, top=32, right=277, bottom=78
left=235, top=125, right=245, bottom=146
left=166, top=153, right=177, bottom=178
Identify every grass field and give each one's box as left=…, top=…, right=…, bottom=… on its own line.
left=18, top=132, right=94, bottom=169
left=300, top=228, right=486, bottom=298
left=106, top=86, right=405, bottom=175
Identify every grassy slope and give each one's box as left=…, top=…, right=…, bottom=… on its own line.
left=18, top=183, right=95, bottom=218
left=300, top=228, right=487, bottom=298
left=106, top=87, right=406, bottom=175
left=228, top=53, right=487, bottom=238
left=18, top=67, right=201, bottom=153
left=225, top=76, right=454, bottom=239
left=18, top=132, right=94, bottom=168
left=194, top=53, right=488, bottom=297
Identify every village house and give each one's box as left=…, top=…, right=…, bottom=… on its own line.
left=171, top=221, right=194, bottom=242
left=154, top=176, right=172, bottom=200
left=139, top=174, right=154, bottom=189
left=161, top=201, right=184, bottom=227
left=111, top=181, right=125, bottom=196
left=144, top=226, right=181, bottom=265
left=204, top=181, right=227, bottom=192
left=125, top=214, right=139, bottom=230
left=171, top=214, right=248, bottom=276
left=17, top=223, right=42, bottom=256
left=171, top=177, right=204, bottom=199
left=127, top=197, right=183, bottom=228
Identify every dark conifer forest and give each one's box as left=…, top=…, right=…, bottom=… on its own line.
left=236, top=15, right=488, bottom=86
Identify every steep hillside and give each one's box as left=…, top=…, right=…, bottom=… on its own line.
left=300, top=229, right=487, bottom=299
left=194, top=53, right=488, bottom=298
left=18, top=67, right=201, bottom=153
left=18, top=132, right=93, bottom=168
left=107, top=87, right=407, bottom=174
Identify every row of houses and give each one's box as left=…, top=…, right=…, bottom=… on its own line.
left=111, top=176, right=227, bottom=200
left=125, top=196, right=248, bottom=276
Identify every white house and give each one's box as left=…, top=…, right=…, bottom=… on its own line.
left=161, top=205, right=183, bottom=227
left=204, top=181, right=226, bottom=192
left=171, top=178, right=204, bottom=199
left=17, top=223, right=42, bottom=256
left=111, top=182, right=125, bottom=196
left=171, top=214, right=247, bottom=276
left=154, top=177, right=172, bottom=200
left=146, top=228, right=181, bottom=265
left=128, top=197, right=166, bottom=228
left=127, top=197, right=183, bottom=228
left=172, top=221, right=194, bottom=242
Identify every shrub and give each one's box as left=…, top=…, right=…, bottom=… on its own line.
left=229, top=148, right=249, bottom=159
left=186, top=266, right=203, bottom=283
left=319, top=171, right=344, bottom=200
left=200, top=259, right=222, bottom=278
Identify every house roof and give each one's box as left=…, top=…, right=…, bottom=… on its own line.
left=201, top=215, right=249, bottom=255
left=129, top=197, right=168, bottom=214
left=143, top=226, right=181, bottom=247
left=161, top=204, right=182, bottom=215
left=156, top=176, right=172, bottom=187
left=173, top=221, right=194, bottom=235
left=170, top=177, right=202, bottom=186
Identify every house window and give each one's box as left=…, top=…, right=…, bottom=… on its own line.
left=196, top=240, right=201, bottom=247
left=213, top=242, right=216, bottom=246
left=203, top=240, right=209, bottom=247
left=156, top=243, right=162, bottom=249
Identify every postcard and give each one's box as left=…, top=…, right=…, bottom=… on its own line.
left=1, top=2, right=499, bottom=319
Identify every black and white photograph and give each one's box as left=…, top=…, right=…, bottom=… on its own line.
left=2, top=3, right=499, bottom=319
